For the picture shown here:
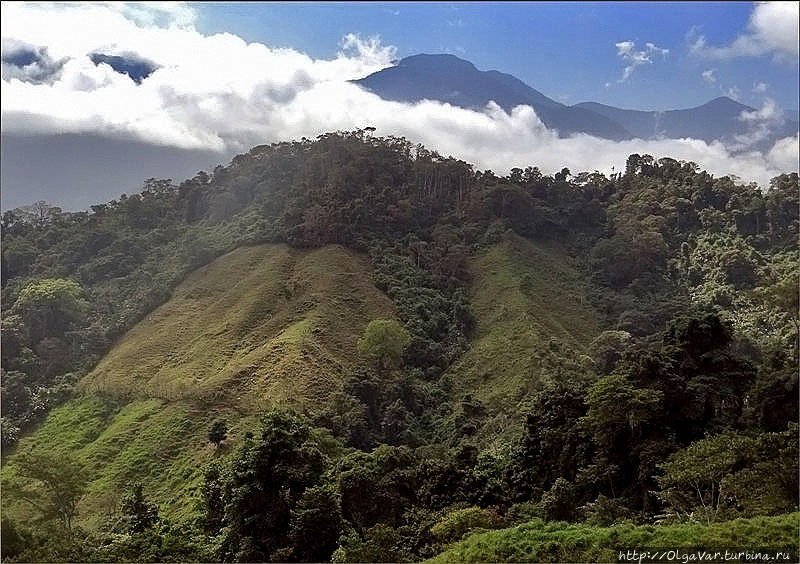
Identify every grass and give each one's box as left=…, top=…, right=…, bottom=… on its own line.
left=3, top=243, right=395, bottom=530
left=3, top=237, right=607, bottom=532
left=445, top=234, right=601, bottom=444
left=80, top=243, right=395, bottom=412
left=425, top=513, right=800, bottom=563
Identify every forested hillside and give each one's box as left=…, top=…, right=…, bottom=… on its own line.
left=1, top=131, right=797, bottom=562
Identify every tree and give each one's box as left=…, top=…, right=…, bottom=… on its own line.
left=208, top=419, right=227, bottom=446
left=13, top=200, right=63, bottom=228
left=5, top=451, right=87, bottom=534
left=118, top=482, right=159, bottom=534
left=289, top=484, right=342, bottom=562
left=357, top=318, right=411, bottom=370
left=216, top=410, right=326, bottom=562
left=656, top=425, right=798, bottom=522
left=13, top=279, right=88, bottom=343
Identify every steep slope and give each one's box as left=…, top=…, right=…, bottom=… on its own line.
left=81, top=243, right=395, bottom=411
left=2, top=243, right=395, bottom=529
left=446, top=234, right=600, bottom=443
left=355, top=54, right=632, bottom=140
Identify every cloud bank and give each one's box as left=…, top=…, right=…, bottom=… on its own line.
left=1, top=2, right=797, bottom=196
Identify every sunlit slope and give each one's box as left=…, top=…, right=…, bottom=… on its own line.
left=81, top=243, right=395, bottom=411
left=425, top=513, right=800, bottom=564
left=2, top=243, right=394, bottom=529
left=447, top=234, right=600, bottom=440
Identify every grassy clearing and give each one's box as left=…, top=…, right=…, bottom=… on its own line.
left=446, top=234, right=600, bottom=443
left=80, top=243, right=395, bottom=412
left=1, top=394, right=262, bottom=530
left=426, top=513, right=800, bottom=563
left=3, top=243, right=395, bottom=530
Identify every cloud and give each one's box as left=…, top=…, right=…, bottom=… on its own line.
left=1, top=39, right=67, bottom=84
left=753, top=81, right=768, bottom=93
left=615, top=40, right=669, bottom=82
left=731, top=98, right=790, bottom=151
left=689, top=2, right=799, bottom=61
left=1, top=1, right=797, bottom=198
left=701, top=69, right=716, bottom=84
left=724, top=85, right=741, bottom=101
left=739, top=98, right=781, bottom=123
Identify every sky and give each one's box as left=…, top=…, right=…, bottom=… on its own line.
left=196, top=2, right=799, bottom=111
left=1, top=1, right=798, bottom=210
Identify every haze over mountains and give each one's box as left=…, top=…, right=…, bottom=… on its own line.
left=356, top=54, right=799, bottom=151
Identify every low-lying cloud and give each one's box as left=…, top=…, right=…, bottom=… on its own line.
left=1, top=2, right=797, bottom=199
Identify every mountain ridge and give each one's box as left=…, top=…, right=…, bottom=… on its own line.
left=357, top=53, right=799, bottom=148
left=355, top=53, right=632, bottom=140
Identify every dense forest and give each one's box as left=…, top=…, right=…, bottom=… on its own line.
left=1, top=131, right=798, bottom=562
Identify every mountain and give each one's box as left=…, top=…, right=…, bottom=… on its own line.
left=1, top=131, right=796, bottom=562
left=355, top=54, right=798, bottom=150
left=575, top=97, right=800, bottom=151
left=354, top=54, right=632, bottom=140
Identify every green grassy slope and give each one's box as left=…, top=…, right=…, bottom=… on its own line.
left=426, top=513, right=800, bottom=564
left=2, top=243, right=395, bottom=529
left=446, top=234, right=601, bottom=443
left=3, top=236, right=604, bottom=530
left=81, top=243, right=395, bottom=411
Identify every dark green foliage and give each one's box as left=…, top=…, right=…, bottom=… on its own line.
left=536, top=478, right=579, bottom=521
left=336, top=445, right=418, bottom=531
left=656, top=424, right=799, bottom=522
left=1, top=518, right=29, bottom=560
left=2, top=133, right=797, bottom=562
left=117, top=483, right=159, bottom=534
left=289, top=485, right=342, bottom=562
left=333, top=523, right=407, bottom=564
left=206, top=410, right=327, bottom=562
left=208, top=419, right=227, bottom=446
left=507, top=381, right=592, bottom=502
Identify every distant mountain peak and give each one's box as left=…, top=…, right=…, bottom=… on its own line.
left=354, top=52, right=632, bottom=140
left=702, top=96, right=749, bottom=109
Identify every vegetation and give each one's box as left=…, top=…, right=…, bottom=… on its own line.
left=425, top=513, right=800, bottom=563
left=1, top=131, right=797, bottom=562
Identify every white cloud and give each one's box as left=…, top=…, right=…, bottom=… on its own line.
left=753, top=81, right=768, bottom=93
left=689, top=2, right=799, bottom=62
left=1, top=2, right=797, bottom=195
left=701, top=69, right=716, bottom=84
left=615, top=40, right=669, bottom=82
left=732, top=98, right=787, bottom=150
left=766, top=135, right=800, bottom=172
left=739, top=98, right=781, bottom=123
left=724, top=85, right=741, bottom=101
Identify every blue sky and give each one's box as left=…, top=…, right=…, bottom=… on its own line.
left=196, top=2, right=798, bottom=111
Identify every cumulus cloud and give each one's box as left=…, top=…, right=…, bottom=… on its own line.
left=1, top=2, right=797, bottom=194
left=615, top=40, right=669, bottom=82
left=752, top=81, right=768, bottom=93
left=732, top=98, right=788, bottom=150
left=701, top=69, right=716, bottom=84
left=689, top=2, right=799, bottom=62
